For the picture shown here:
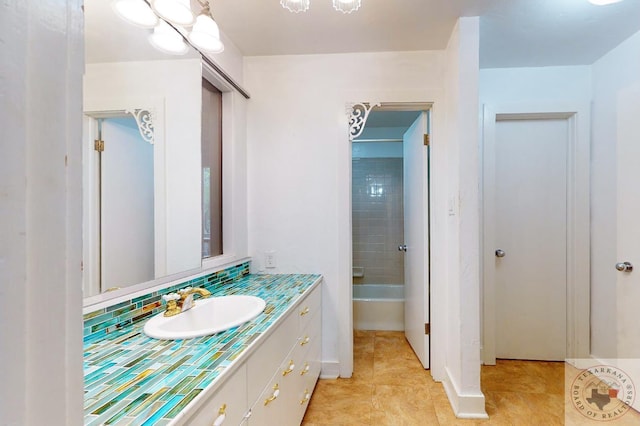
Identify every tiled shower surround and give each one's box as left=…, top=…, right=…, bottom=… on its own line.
left=352, top=158, right=404, bottom=285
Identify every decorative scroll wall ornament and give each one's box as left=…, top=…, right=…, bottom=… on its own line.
left=347, top=102, right=380, bottom=141
left=125, top=108, right=155, bottom=144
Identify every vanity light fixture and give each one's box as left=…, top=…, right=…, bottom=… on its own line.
left=188, top=3, right=225, bottom=53
left=112, top=0, right=225, bottom=55
left=112, top=0, right=159, bottom=28
left=151, top=0, right=195, bottom=26
left=149, top=20, right=190, bottom=55
left=281, top=0, right=362, bottom=13
left=588, top=0, right=623, bottom=4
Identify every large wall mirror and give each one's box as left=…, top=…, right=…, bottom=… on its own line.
left=83, top=0, right=204, bottom=302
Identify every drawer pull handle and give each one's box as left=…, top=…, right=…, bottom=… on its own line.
left=300, top=336, right=310, bottom=346
left=264, top=384, right=280, bottom=406
left=282, top=360, right=295, bottom=376
left=300, top=362, right=310, bottom=375
left=212, top=404, right=226, bottom=426
left=300, top=389, right=311, bottom=405
left=300, top=307, right=310, bottom=316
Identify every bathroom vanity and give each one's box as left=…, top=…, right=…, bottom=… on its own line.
left=83, top=272, right=322, bottom=425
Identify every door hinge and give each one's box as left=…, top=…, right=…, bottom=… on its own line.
left=424, top=323, right=430, bottom=335
left=423, top=134, right=430, bottom=146
left=94, top=139, right=105, bottom=152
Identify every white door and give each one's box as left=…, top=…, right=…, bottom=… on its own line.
left=616, top=84, right=640, bottom=411
left=403, top=112, right=430, bottom=369
left=101, top=117, right=155, bottom=291
left=494, top=117, right=568, bottom=361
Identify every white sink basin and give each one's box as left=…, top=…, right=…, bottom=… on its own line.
left=143, top=295, right=266, bottom=340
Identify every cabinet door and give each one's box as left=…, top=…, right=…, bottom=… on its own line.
left=179, top=364, right=248, bottom=426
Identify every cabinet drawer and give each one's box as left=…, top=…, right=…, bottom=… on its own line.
left=179, top=363, right=248, bottom=426
left=247, top=375, right=289, bottom=426
left=297, top=285, right=321, bottom=333
left=247, top=309, right=297, bottom=405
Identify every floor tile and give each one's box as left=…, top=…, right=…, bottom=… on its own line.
left=302, top=331, right=640, bottom=425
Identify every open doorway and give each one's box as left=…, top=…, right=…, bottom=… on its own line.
left=351, top=104, right=432, bottom=369
left=83, top=113, right=156, bottom=296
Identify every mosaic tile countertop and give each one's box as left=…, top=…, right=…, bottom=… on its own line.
left=83, top=273, right=322, bottom=426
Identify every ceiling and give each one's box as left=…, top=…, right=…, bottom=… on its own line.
left=364, top=111, right=422, bottom=129
left=211, top=0, right=640, bottom=68
left=86, top=0, right=640, bottom=68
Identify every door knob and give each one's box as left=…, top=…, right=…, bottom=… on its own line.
left=495, top=249, right=505, bottom=258
left=398, top=245, right=407, bottom=252
left=615, top=262, right=633, bottom=272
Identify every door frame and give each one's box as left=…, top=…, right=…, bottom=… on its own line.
left=482, top=102, right=591, bottom=364
left=83, top=96, right=167, bottom=297
left=344, top=101, right=433, bottom=376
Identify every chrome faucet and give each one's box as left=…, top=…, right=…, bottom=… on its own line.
left=162, top=287, right=212, bottom=317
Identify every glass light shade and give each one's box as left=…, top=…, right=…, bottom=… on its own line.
left=148, top=21, right=189, bottom=55
left=188, top=14, right=225, bottom=53
left=333, top=0, right=361, bottom=13
left=280, top=0, right=310, bottom=13
left=112, top=0, right=159, bottom=28
left=588, top=0, right=623, bottom=4
left=152, top=0, right=195, bottom=26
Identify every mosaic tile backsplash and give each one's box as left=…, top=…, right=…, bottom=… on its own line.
left=83, top=263, right=250, bottom=344
left=83, top=269, right=321, bottom=426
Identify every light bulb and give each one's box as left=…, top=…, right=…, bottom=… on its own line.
left=152, top=0, right=195, bottom=26
left=148, top=21, right=189, bottom=55
left=112, top=0, right=159, bottom=28
left=188, top=14, right=225, bottom=54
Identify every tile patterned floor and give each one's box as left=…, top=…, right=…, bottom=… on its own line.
left=302, top=331, right=640, bottom=425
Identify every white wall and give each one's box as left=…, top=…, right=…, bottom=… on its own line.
left=479, top=65, right=593, bottom=361
left=592, top=30, right=640, bottom=359
left=439, top=18, right=486, bottom=418
left=0, top=1, right=84, bottom=424
left=245, top=18, right=486, bottom=418
left=480, top=66, right=592, bottom=104
left=84, top=59, right=203, bottom=278
left=206, top=30, right=245, bottom=86
left=244, top=49, right=446, bottom=378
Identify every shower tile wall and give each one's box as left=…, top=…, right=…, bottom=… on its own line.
left=352, top=158, right=404, bottom=285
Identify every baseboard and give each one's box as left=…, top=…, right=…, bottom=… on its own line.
left=320, top=361, right=340, bottom=379
left=442, top=367, right=488, bottom=419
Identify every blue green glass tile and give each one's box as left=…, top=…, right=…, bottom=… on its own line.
left=106, top=300, right=133, bottom=313
left=83, top=270, right=320, bottom=425
left=84, top=309, right=106, bottom=321
left=139, top=395, right=182, bottom=426
left=84, top=329, right=108, bottom=345
left=85, top=311, right=115, bottom=328
left=165, top=388, right=202, bottom=419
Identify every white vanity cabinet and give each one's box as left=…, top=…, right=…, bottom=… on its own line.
left=178, top=364, right=248, bottom=426
left=174, top=282, right=321, bottom=426
left=247, top=284, right=322, bottom=426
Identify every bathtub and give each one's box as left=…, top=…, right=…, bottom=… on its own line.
left=353, top=284, right=404, bottom=331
